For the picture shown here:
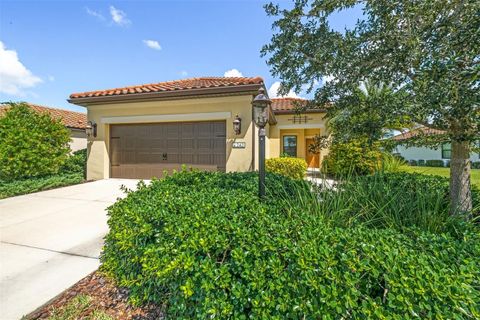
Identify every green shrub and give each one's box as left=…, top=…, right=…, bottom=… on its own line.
left=408, top=159, right=418, bottom=166
left=0, top=173, right=84, bottom=199
left=418, top=159, right=426, bottom=166
left=425, top=159, right=445, bottom=167
left=102, top=171, right=480, bottom=319
left=0, top=103, right=71, bottom=180
left=61, top=148, right=87, bottom=176
left=322, top=140, right=382, bottom=176
left=472, top=161, right=480, bottom=169
left=266, top=157, right=307, bottom=180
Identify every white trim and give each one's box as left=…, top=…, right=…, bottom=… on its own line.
left=101, top=111, right=232, bottom=124
left=277, top=124, right=325, bottom=129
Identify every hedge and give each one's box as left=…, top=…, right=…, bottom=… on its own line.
left=266, top=157, right=307, bottom=180
left=425, top=159, right=445, bottom=167
left=101, top=171, right=480, bottom=319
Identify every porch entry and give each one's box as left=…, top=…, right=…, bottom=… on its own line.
left=305, top=138, right=319, bottom=168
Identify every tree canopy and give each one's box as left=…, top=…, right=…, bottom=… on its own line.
left=262, top=0, right=479, bottom=213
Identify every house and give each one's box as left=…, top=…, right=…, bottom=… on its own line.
left=68, top=77, right=328, bottom=180
left=392, top=127, right=479, bottom=165
left=0, top=103, right=87, bottom=152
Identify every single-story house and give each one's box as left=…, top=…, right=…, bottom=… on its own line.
left=392, top=127, right=479, bottom=165
left=0, top=103, right=87, bottom=152
left=68, top=77, right=328, bottom=180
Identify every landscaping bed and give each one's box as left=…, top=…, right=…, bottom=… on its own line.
left=0, top=149, right=86, bottom=199
left=25, top=272, right=164, bottom=320
left=0, top=173, right=84, bottom=199
left=31, top=171, right=480, bottom=319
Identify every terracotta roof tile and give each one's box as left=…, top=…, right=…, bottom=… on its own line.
left=69, top=76, right=264, bottom=100
left=392, top=127, right=446, bottom=141
left=271, top=97, right=326, bottom=114
left=0, top=103, right=87, bottom=129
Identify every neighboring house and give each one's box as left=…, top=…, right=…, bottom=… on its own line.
left=0, top=103, right=87, bottom=152
left=392, top=127, right=479, bottom=165
left=68, top=77, right=328, bottom=180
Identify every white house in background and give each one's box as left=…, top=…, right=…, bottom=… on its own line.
left=392, top=127, right=479, bottom=165
left=0, top=103, right=87, bottom=152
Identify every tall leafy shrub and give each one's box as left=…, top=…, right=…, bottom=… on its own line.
left=0, top=103, right=71, bottom=180
left=322, top=140, right=382, bottom=176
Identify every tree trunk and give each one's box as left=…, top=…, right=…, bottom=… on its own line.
left=450, top=140, right=472, bottom=215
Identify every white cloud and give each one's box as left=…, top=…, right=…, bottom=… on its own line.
left=48, top=75, right=55, bottom=82
left=223, top=69, right=243, bottom=77
left=109, top=6, right=131, bottom=26
left=180, top=70, right=188, bottom=77
left=143, top=40, right=162, bottom=50
left=0, top=41, right=42, bottom=96
left=86, top=7, right=105, bottom=20
left=267, top=81, right=299, bottom=98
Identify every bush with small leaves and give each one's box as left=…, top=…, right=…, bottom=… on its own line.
left=61, top=148, right=87, bottom=176
left=266, top=157, right=307, bottom=180
left=0, top=103, right=71, bottom=180
left=101, top=170, right=480, bottom=319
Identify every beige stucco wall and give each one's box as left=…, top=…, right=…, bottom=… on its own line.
left=69, top=129, right=87, bottom=152
left=269, top=113, right=328, bottom=163
left=83, top=95, right=258, bottom=180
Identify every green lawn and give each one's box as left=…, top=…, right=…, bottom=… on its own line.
left=400, top=166, right=480, bottom=188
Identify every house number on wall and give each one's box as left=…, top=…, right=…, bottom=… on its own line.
left=232, top=142, right=246, bottom=149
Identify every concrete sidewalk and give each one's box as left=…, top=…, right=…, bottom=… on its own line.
left=0, top=179, right=140, bottom=320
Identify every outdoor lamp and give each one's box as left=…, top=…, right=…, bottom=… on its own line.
left=251, top=88, right=271, bottom=199
left=233, top=114, right=242, bottom=135
left=85, top=120, right=97, bottom=138
left=252, top=89, right=269, bottom=128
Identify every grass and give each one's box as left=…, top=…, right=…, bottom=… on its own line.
left=0, top=173, right=84, bottom=199
left=47, top=295, right=112, bottom=320
left=399, top=165, right=480, bottom=187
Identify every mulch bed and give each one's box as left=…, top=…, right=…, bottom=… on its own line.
left=26, top=272, right=164, bottom=320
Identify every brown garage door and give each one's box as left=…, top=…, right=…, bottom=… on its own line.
left=110, top=121, right=226, bottom=179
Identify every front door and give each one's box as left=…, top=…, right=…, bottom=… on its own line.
left=305, top=138, right=319, bottom=168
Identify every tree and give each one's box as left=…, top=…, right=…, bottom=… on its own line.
left=0, top=102, right=71, bottom=180
left=262, top=0, right=480, bottom=214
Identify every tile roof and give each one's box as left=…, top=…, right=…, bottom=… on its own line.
left=0, top=103, right=87, bottom=129
left=69, top=76, right=264, bottom=100
left=271, top=97, right=326, bottom=114
left=392, top=127, right=446, bottom=141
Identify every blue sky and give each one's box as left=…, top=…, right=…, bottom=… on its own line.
left=0, top=0, right=362, bottom=112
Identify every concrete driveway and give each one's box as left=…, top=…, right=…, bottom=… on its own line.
left=0, top=179, right=141, bottom=320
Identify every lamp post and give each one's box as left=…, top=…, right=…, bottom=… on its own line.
left=252, top=88, right=271, bottom=198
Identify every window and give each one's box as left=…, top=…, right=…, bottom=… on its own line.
left=441, top=143, right=451, bottom=159
left=283, top=135, right=297, bottom=157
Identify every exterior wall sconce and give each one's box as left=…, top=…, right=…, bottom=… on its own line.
left=85, top=120, right=97, bottom=138
left=233, top=115, right=241, bottom=135
left=252, top=88, right=271, bottom=199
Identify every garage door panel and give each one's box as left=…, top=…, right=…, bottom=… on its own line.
left=110, top=121, right=226, bottom=179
